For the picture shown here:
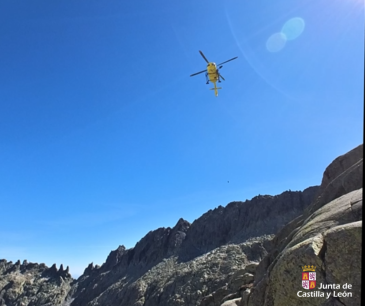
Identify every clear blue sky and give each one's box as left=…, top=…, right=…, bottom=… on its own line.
left=1, top=0, right=363, bottom=278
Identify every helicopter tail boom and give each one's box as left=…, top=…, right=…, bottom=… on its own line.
left=210, top=84, right=222, bottom=97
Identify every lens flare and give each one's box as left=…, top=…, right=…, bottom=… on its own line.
left=281, top=17, right=305, bottom=40
left=266, top=32, right=287, bottom=52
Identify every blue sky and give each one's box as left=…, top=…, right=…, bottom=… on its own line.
left=0, top=0, right=363, bottom=278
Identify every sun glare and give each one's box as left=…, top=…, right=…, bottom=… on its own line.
left=265, top=17, right=305, bottom=53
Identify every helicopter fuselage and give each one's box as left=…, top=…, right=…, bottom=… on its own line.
left=206, top=62, right=222, bottom=96
left=206, top=62, right=219, bottom=83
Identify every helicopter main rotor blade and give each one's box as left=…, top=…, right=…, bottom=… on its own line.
left=217, top=56, right=238, bottom=66
left=219, top=74, right=225, bottom=81
left=199, top=50, right=210, bottom=63
left=190, top=69, right=206, bottom=77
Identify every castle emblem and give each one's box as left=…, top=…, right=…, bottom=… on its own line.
left=302, top=265, right=316, bottom=289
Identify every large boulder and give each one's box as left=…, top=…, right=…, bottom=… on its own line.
left=259, top=189, right=362, bottom=306
left=248, top=144, right=363, bottom=306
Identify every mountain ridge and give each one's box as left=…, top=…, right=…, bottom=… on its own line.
left=1, top=144, right=362, bottom=306
left=0, top=186, right=319, bottom=306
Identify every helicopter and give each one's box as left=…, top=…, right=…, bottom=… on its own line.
left=190, top=50, right=238, bottom=97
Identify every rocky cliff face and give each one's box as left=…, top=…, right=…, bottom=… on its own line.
left=219, top=144, right=362, bottom=306
left=0, top=260, right=72, bottom=306
left=66, top=186, right=317, bottom=306
left=179, top=187, right=318, bottom=261
left=1, top=145, right=361, bottom=306
left=0, top=187, right=318, bottom=306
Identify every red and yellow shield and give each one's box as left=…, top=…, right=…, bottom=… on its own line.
left=302, top=272, right=316, bottom=289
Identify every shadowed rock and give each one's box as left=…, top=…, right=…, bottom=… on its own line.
left=1, top=145, right=361, bottom=306
left=66, top=187, right=317, bottom=306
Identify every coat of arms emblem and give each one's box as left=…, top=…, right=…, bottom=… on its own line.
left=302, top=265, right=316, bottom=289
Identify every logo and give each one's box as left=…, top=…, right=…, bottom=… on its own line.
left=302, top=265, right=316, bottom=289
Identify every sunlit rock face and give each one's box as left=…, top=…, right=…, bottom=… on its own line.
left=245, top=144, right=362, bottom=306
left=1, top=145, right=361, bottom=306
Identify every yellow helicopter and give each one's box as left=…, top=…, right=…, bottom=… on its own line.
left=190, top=50, right=238, bottom=97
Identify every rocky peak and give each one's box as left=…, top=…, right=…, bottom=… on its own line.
left=0, top=259, right=72, bottom=306
left=48, top=263, right=58, bottom=275
left=103, top=245, right=127, bottom=269
left=178, top=186, right=319, bottom=261
left=124, top=218, right=191, bottom=269
left=85, top=218, right=191, bottom=278
left=174, top=217, right=191, bottom=230
left=83, top=262, right=97, bottom=276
